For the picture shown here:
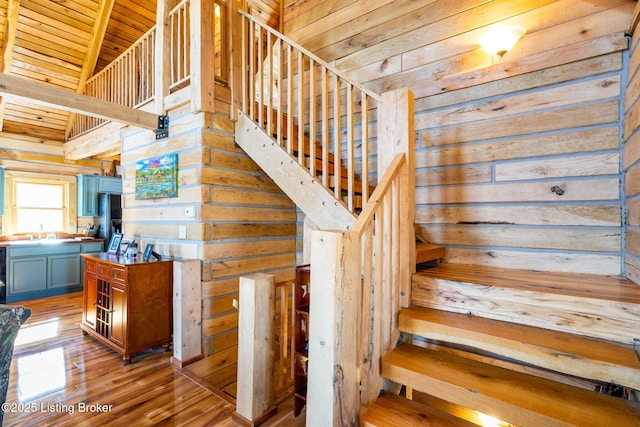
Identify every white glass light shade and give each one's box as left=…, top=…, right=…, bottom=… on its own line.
left=479, top=25, right=526, bottom=56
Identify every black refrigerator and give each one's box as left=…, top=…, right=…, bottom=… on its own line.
left=97, top=193, right=122, bottom=245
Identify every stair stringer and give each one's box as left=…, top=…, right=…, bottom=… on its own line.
left=235, top=111, right=356, bottom=230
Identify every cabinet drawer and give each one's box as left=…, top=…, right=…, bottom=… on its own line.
left=85, top=259, right=98, bottom=275
left=111, top=266, right=126, bottom=283
left=98, top=263, right=111, bottom=279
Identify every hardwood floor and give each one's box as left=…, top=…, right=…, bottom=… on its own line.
left=2, top=292, right=305, bottom=426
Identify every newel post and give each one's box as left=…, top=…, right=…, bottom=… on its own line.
left=234, top=273, right=277, bottom=426
left=378, top=88, right=415, bottom=307
left=306, top=230, right=361, bottom=427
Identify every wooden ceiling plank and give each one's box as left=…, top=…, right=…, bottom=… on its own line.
left=65, top=0, right=116, bottom=139
left=11, top=56, right=81, bottom=82
left=0, top=73, right=159, bottom=129
left=17, top=38, right=84, bottom=66
left=16, top=24, right=87, bottom=57
left=2, top=120, right=65, bottom=140
left=18, top=14, right=91, bottom=48
left=12, top=45, right=82, bottom=73
left=0, top=0, right=21, bottom=131
left=10, top=67, right=79, bottom=90
left=19, top=7, right=92, bottom=39
left=22, top=0, right=95, bottom=29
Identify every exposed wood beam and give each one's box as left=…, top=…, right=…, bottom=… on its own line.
left=64, top=120, right=125, bottom=161
left=0, top=73, right=159, bottom=130
left=65, top=0, right=116, bottom=140
left=0, top=0, right=21, bottom=130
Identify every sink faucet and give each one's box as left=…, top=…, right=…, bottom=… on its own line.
left=38, top=224, right=43, bottom=240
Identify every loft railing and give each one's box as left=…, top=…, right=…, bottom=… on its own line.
left=238, top=10, right=382, bottom=213
left=70, top=28, right=156, bottom=138
left=68, top=0, right=228, bottom=140
left=169, top=0, right=191, bottom=91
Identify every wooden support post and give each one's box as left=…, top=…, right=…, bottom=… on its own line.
left=229, top=0, right=244, bottom=120
left=190, top=0, right=216, bottom=113
left=171, top=259, right=203, bottom=367
left=378, top=88, right=415, bottom=308
left=234, top=273, right=277, bottom=426
left=307, top=230, right=360, bottom=427
left=155, top=0, right=171, bottom=115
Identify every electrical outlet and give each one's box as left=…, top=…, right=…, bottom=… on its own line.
left=178, top=225, right=187, bottom=239
left=184, top=206, right=195, bottom=218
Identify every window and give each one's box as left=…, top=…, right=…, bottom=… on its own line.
left=14, top=181, right=66, bottom=234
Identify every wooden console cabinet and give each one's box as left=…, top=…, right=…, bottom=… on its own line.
left=80, top=253, right=173, bottom=364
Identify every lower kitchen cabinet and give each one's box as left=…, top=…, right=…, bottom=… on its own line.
left=6, top=241, right=103, bottom=302
left=9, top=256, right=47, bottom=295
left=80, top=253, right=173, bottom=364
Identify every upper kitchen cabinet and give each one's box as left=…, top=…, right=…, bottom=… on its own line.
left=77, top=175, right=122, bottom=217
left=98, top=176, right=123, bottom=194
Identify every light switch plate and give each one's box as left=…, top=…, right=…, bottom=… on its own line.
left=178, top=225, right=187, bottom=239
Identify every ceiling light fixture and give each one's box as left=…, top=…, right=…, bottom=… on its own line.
left=479, top=25, right=526, bottom=57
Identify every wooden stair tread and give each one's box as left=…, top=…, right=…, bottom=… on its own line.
left=415, top=263, right=640, bottom=303
left=399, top=306, right=640, bottom=389
left=412, top=264, right=640, bottom=345
left=416, top=243, right=445, bottom=264
left=383, top=343, right=640, bottom=427
left=362, top=393, right=477, bottom=427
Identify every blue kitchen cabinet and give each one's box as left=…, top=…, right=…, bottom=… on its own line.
left=77, top=175, right=122, bottom=217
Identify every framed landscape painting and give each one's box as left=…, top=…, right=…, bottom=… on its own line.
left=135, top=153, right=178, bottom=200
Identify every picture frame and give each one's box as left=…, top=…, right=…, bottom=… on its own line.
left=107, top=233, right=123, bottom=254
left=143, top=243, right=155, bottom=262
left=135, top=153, right=179, bottom=200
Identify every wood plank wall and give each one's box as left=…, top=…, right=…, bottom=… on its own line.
left=624, top=3, right=640, bottom=285
left=120, top=83, right=297, bottom=388
left=283, top=0, right=635, bottom=275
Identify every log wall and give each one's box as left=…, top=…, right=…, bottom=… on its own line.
left=120, top=83, right=296, bottom=389
left=624, top=4, right=640, bottom=285
left=283, top=0, right=635, bottom=275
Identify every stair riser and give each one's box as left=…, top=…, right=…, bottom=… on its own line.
left=412, top=276, right=640, bottom=345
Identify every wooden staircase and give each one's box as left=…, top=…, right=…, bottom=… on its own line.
left=363, top=264, right=640, bottom=426
left=236, top=112, right=359, bottom=230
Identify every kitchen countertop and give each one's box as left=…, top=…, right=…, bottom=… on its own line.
left=0, top=237, right=104, bottom=247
